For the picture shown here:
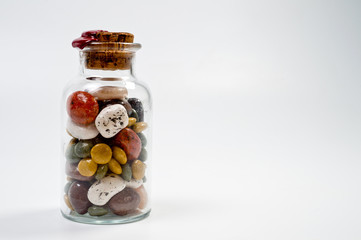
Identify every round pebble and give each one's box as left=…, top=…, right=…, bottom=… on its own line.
left=91, top=143, right=112, bottom=164
left=67, top=120, right=99, bottom=140
left=112, top=128, right=141, bottom=161
left=112, top=146, right=127, bottom=165
left=67, top=91, right=99, bottom=125
left=132, top=122, right=148, bottom=133
left=78, top=158, right=98, bottom=177
left=95, top=164, right=108, bottom=180
left=138, top=148, right=148, bottom=162
left=95, top=104, right=129, bottom=138
left=121, top=163, right=132, bottom=181
left=127, top=117, right=137, bottom=127
left=87, top=174, right=126, bottom=206
left=88, top=206, right=108, bottom=216
left=108, top=187, right=140, bottom=216
left=108, top=158, right=122, bottom=174
left=131, top=160, right=146, bottom=180
left=65, top=162, right=94, bottom=181
left=137, top=133, right=147, bottom=147
left=68, top=181, right=92, bottom=214
left=128, top=98, right=144, bottom=122
left=74, top=140, right=93, bottom=158
left=135, top=185, right=148, bottom=210
left=89, top=86, right=128, bottom=101
left=65, top=139, right=81, bottom=164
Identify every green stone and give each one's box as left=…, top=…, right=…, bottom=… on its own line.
left=65, top=139, right=81, bottom=164
left=88, top=206, right=108, bottom=216
left=138, top=148, right=147, bottom=162
left=142, top=176, right=147, bottom=183
left=95, top=164, right=108, bottom=180
left=74, top=140, right=93, bottom=158
left=130, top=109, right=139, bottom=122
left=121, top=163, right=132, bottom=181
left=137, top=132, right=147, bottom=147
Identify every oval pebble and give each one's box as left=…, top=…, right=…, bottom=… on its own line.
left=108, top=187, right=140, bottom=216
left=132, top=122, right=148, bottom=133
left=65, top=139, right=81, bottom=164
left=67, top=119, right=99, bottom=140
left=64, top=181, right=73, bottom=194
left=121, top=163, right=132, bottom=181
left=91, top=143, right=112, bottom=164
left=67, top=91, right=99, bottom=125
left=126, top=179, right=143, bottom=188
left=138, top=148, right=148, bottom=162
left=88, top=206, right=108, bottom=216
left=78, top=158, right=98, bottom=177
left=129, top=109, right=139, bottom=121
left=112, top=128, right=141, bottom=161
left=87, top=174, right=126, bottom=206
left=127, top=117, right=137, bottom=127
left=68, top=181, right=92, bottom=214
left=66, top=162, right=94, bottom=182
left=108, top=158, right=122, bottom=174
left=128, top=98, right=144, bottom=122
left=95, top=164, right=108, bottom=180
left=89, top=86, right=128, bottom=101
left=131, top=160, right=146, bottom=180
left=64, top=194, right=74, bottom=211
left=137, top=133, right=147, bottom=147
left=74, top=140, right=94, bottom=158
left=95, top=104, right=129, bottom=138
left=112, top=146, right=127, bottom=165
left=135, top=185, right=148, bottom=210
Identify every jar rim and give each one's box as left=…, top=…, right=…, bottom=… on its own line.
left=81, top=42, right=142, bottom=52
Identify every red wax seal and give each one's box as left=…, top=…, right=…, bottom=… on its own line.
left=72, top=30, right=108, bottom=49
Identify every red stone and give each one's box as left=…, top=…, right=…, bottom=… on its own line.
left=112, top=128, right=141, bottom=161
left=67, top=91, right=99, bottom=125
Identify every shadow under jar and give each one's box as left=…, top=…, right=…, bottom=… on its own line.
left=61, top=31, right=151, bottom=224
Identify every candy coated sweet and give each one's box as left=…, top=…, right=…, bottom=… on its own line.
left=131, top=160, right=146, bottom=180
left=66, top=162, right=94, bottom=182
left=89, top=86, right=128, bottom=101
left=68, top=181, right=92, bottom=214
left=78, top=158, right=98, bottom=176
left=108, top=187, right=140, bottom=216
left=67, top=91, right=99, bottom=125
left=128, top=98, right=144, bottom=121
left=91, top=143, right=112, bottom=164
left=108, top=158, right=122, bottom=174
left=112, top=128, right=141, bottom=161
left=67, top=120, right=99, bottom=140
left=135, top=185, right=148, bottom=210
left=95, top=104, right=128, bottom=138
left=112, top=146, right=127, bottom=165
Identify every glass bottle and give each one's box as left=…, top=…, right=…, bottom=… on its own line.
left=61, top=31, right=151, bottom=224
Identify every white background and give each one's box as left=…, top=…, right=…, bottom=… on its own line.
left=0, top=0, right=360, bottom=239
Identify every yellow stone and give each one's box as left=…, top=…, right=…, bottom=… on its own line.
left=131, top=160, right=146, bottom=180
left=78, top=158, right=98, bottom=176
left=132, top=122, right=148, bottom=133
left=108, top=158, right=123, bottom=174
left=91, top=143, right=112, bottom=164
left=112, top=146, right=127, bottom=165
left=127, top=117, right=137, bottom=127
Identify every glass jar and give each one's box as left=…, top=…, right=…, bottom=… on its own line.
left=61, top=31, right=151, bottom=224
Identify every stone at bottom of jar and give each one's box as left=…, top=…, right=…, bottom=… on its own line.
left=64, top=90, right=149, bottom=217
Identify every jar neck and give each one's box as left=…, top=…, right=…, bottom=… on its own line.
left=79, top=51, right=136, bottom=79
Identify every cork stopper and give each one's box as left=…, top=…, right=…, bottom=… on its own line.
left=81, top=31, right=139, bottom=71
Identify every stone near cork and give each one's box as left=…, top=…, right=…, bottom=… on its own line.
left=66, top=119, right=99, bottom=140
left=132, top=122, right=148, bottom=133
left=74, top=140, right=94, bottom=158
left=95, top=104, right=129, bottom=138
left=90, top=143, right=112, bottom=164
left=108, top=158, right=122, bottom=174
left=128, top=98, right=144, bottom=122
left=68, top=181, right=92, bottom=214
left=112, top=146, right=127, bottom=165
left=95, top=164, right=108, bottom=180
left=67, top=91, right=99, bottom=125
left=137, top=133, right=147, bottom=147
left=89, top=86, right=128, bottom=101
left=87, top=174, right=126, bottom=206
left=112, top=128, right=142, bottom=161
left=108, top=187, right=140, bottom=216
left=121, top=163, right=132, bottom=181
left=131, top=160, right=146, bottom=180
left=138, top=148, right=148, bottom=162
left=135, top=185, right=148, bottom=210
left=66, top=162, right=94, bottom=182
left=88, top=206, right=108, bottom=216
left=65, top=139, right=81, bottom=164
left=126, top=179, right=143, bottom=189
left=78, top=158, right=98, bottom=177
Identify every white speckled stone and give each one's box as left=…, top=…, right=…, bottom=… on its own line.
left=95, top=104, right=129, bottom=138
left=66, top=119, right=99, bottom=140
left=125, top=179, right=143, bottom=188
left=87, top=174, right=126, bottom=206
left=89, top=86, right=128, bottom=100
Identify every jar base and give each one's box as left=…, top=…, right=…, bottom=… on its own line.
left=61, top=209, right=151, bottom=225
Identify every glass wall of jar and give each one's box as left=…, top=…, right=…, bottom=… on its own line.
left=61, top=31, right=151, bottom=224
